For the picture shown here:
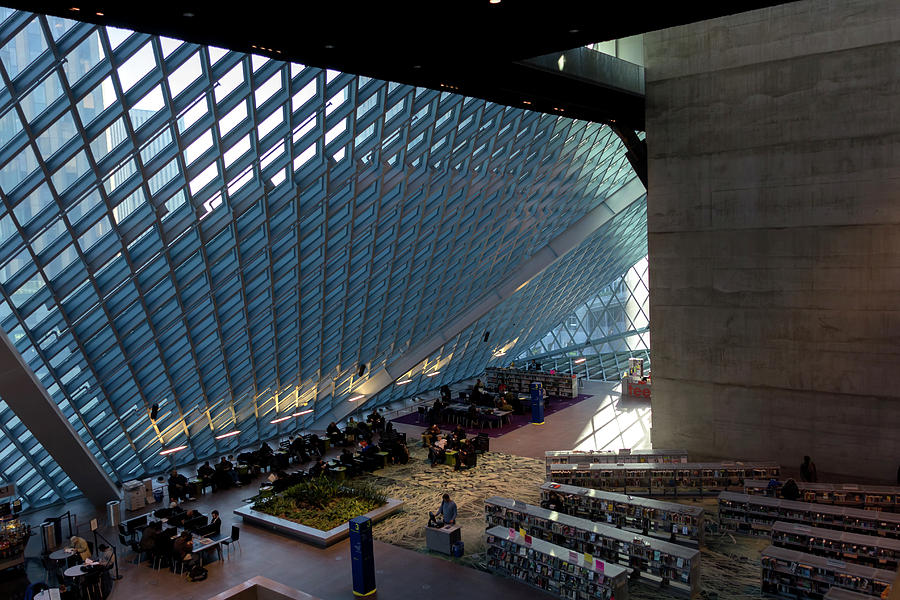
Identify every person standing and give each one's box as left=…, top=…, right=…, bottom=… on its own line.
left=800, top=456, right=817, bottom=482
left=436, top=493, right=457, bottom=525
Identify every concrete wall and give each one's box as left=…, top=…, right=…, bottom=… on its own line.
left=645, top=0, right=900, bottom=481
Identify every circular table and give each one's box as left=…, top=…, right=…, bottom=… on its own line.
left=34, top=590, right=58, bottom=600
left=49, top=548, right=75, bottom=561
left=64, top=564, right=87, bottom=578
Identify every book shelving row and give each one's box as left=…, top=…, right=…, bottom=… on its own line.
left=548, top=462, right=781, bottom=497
left=485, top=367, right=579, bottom=398
left=718, top=491, right=900, bottom=540
left=761, top=544, right=894, bottom=599
left=485, top=496, right=701, bottom=596
left=541, top=482, right=704, bottom=544
left=484, top=526, right=630, bottom=600
left=771, top=521, right=900, bottom=571
left=545, top=449, right=689, bottom=476
left=744, top=480, right=900, bottom=512
left=823, top=587, right=885, bottom=600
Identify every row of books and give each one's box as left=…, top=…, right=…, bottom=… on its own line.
left=484, top=496, right=700, bottom=596
left=484, top=526, right=629, bottom=600
left=744, top=479, right=900, bottom=512
left=544, top=449, right=689, bottom=475
left=541, top=481, right=704, bottom=543
left=484, top=367, right=579, bottom=398
left=718, top=491, right=900, bottom=539
left=761, top=544, right=894, bottom=599
left=548, top=461, right=781, bottom=497
left=771, top=521, right=900, bottom=571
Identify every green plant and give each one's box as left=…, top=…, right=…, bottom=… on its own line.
left=253, top=477, right=388, bottom=530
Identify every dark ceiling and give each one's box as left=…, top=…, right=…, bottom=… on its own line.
left=8, top=2, right=791, bottom=130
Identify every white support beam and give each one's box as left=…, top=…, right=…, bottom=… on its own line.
left=312, top=176, right=646, bottom=427
left=0, top=329, right=121, bottom=507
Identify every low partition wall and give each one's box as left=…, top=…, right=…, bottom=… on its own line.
left=234, top=498, right=404, bottom=547
left=206, top=576, right=322, bottom=600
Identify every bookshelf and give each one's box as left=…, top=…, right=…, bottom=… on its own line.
left=485, top=496, right=701, bottom=596
left=743, top=479, right=900, bottom=512
left=485, top=367, right=579, bottom=398
left=541, top=482, right=704, bottom=544
left=761, top=544, right=894, bottom=599
left=824, top=588, right=884, bottom=600
left=548, top=462, right=781, bottom=497
left=771, top=520, right=900, bottom=571
left=718, top=491, right=900, bottom=540
left=484, top=525, right=630, bottom=600
left=545, top=449, right=689, bottom=476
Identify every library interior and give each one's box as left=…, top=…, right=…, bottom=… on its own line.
left=0, top=1, right=897, bottom=600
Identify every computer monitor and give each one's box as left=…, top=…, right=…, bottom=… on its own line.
left=126, top=514, right=148, bottom=533
left=184, top=515, right=207, bottom=532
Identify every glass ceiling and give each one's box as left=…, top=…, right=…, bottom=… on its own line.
left=0, top=9, right=643, bottom=507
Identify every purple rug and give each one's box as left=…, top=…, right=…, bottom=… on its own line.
left=391, top=394, right=592, bottom=438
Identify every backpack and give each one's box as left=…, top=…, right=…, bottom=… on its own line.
left=189, top=565, right=208, bottom=581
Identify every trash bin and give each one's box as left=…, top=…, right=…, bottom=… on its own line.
left=107, top=500, right=121, bottom=528
left=451, top=541, right=465, bottom=557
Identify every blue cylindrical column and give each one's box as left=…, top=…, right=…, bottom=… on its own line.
left=349, top=516, right=376, bottom=597
left=530, top=381, right=544, bottom=425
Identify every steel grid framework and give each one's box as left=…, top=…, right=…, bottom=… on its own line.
left=0, top=9, right=643, bottom=506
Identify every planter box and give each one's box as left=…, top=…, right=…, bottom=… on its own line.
left=234, top=498, right=404, bottom=547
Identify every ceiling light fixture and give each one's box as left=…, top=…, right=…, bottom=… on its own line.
left=574, top=358, right=586, bottom=364
left=215, top=430, right=241, bottom=440
left=426, top=371, right=441, bottom=377
left=293, top=409, right=314, bottom=416
left=96, top=12, right=104, bottom=16
left=489, top=0, right=502, bottom=4
left=522, top=100, right=531, bottom=105
left=324, top=44, right=335, bottom=49
left=348, top=395, right=365, bottom=402
left=270, top=415, right=292, bottom=424
left=159, top=445, right=187, bottom=455
left=70, top=7, right=80, bottom=11
left=396, top=379, right=413, bottom=385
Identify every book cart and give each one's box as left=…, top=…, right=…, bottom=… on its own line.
left=548, top=462, right=781, bottom=497
left=761, top=544, right=894, bottom=599
left=718, top=491, right=900, bottom=539
left=484, top=526, right=630, bottom=600
left=743, top=480, right=900, bottom=512
left=485, top=367, right=579, bottom=398
left=545, top=449, right=689, bottom=476
left=485, top=496, right=701, bottom=596
left=541, top=482, right=704, bottom=544
left=771, top=521, right=900, bottom=571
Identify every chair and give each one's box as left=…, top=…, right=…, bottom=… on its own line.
left=118, top=533, right=142, bottom=564
left=221, top=525, right=241, bottom=558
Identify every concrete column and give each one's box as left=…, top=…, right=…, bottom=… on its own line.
left=645, top=0, right=900, bottom=480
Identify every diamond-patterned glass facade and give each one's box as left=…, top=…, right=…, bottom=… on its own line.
left=514, top=256, right=651, bottom=381
left=0, top=9, right=645, bottom=506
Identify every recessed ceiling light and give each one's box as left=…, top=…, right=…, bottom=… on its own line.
left=215, top=430, right=240, bottom=440
left=426, top=371, right=441, bottom=377
left=574, top=358, right=586, bottom=364
left=293, top=409, right=314, bottom=416
left=159, top=445, right=188, bottom=455
left=348, top=395, right=365, bottom=402
left=270, top=415, right=292, bottom=424
left=396, top=379, right=413, bottom=385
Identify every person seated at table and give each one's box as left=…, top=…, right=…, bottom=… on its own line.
left=308, top=433, right=326, bottom=457
left=168, top=469, right=190, bottom=502
left=458, top=441, right=477, bottom=470
left=208, top=510, right=222, bottom=536
left=287, top=435, right=310, bottom=464
left=429, top=436, right=448, bottom=467
left=367, top=408, right=385, bottom=433
left=69, top=535, right=91, bottom=562
left=326, top=422, right=343, bottom=446
left=173, top=531, right=199, bottom=570
left=453, top=424, right=467, bottom=442
left=309, top=459, right=329, bottom=478
left=168, top=508, right=190, bottom=528
left=340, top=447, right=355, bottom=466
left=257, top=441, right=274, bottom=470
left=139, top=521, right=161, bottom=557
left=359, top=439, right=378, bottom=456
left=345, top=417, right=360, bottom=440
left=507, top=391, right=523, bottom=415
left=355, top=420, right=372, bottom=443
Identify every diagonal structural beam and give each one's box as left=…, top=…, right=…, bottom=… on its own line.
left=0, top=329, right=120, bottom=507
left=312, top=176, right=647, bottom=428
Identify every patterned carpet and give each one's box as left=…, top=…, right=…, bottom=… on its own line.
left=390, top=394, right=592, bottom=438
